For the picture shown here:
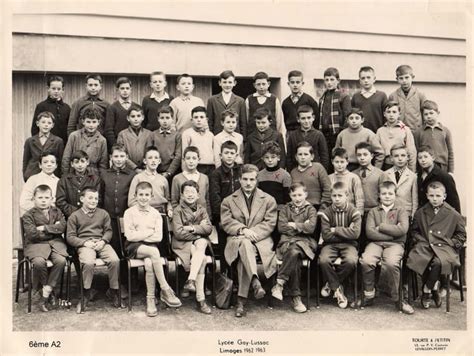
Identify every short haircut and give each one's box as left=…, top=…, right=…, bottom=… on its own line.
left=40, top=151, right=57, bottom=162
left=384, top=101, right=400, bottom=112
left=71, top=150, right=89, bottom=161
left=144, top=146, right=160, bottom=157
left=221, top=140, right=238, bottom=153
left=417, top=145, right=435, bottom=157
left=33, top=184, right=52, bottom=196
left=395, top=65, right=414, bottom=77
left=347, top=107, right=364, bottom=119
left=36, top=111, right=55, bottom=123
left=323, top=67, right=340, bottom=79
left=253, top=71, right=269, bottom=81
left=289, top=182, right=307, bottom=193
left=110, top=143, right=128, bottom=155
left=297, top=105, right=314, bottom=117
left=158, top=106, right=174, bottom=116
left=127, top=103, right=143, bottom=116
left=47, top=75, right=64, bottom=87
left=181, top=180, right=200, bottom=193
left=80, top=186, right=98, bottom=197
left=253, top=107, right=272, bottom=122
left=115, top=76, right=132, bottom=88
left=177, top=73, right=192, bottom=83
left=221, top=109, right=238, bottom=122
left=331, top=181, right=347, bottom=193
left=219, top=70, right=235, bottom=80
left=85, top=74, right=103, bottom=83
left=288, top=70, right=303, bottom=79
left=80, top=107, right=103, bottom=121
left=183, top=146, right=200, bottom=158
left=379, top=180, right=397, bottom=193
left=332, top=147, right=348, bottom=160
left=422, top=100, right=439, bottom=113
left=241, top=164, right=259, bottom=175
left=191, top=106, right=207, bottom=116
left=135, top=181, right=153, bottom=194
left=427, top=181, right=446, bottom=193
left=355, top=142, right=373, bottom=154
left=296, top=141, right=314, bottom=155
left=390, top=143, right=407, bottom=155
left=359, top=66, right=375, bottom=75
left=150, top=71, right=165, bottom=80
left=262, top=141, right=281, bottom=156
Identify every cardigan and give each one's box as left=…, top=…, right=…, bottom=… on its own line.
left=207, top=92, right=247, bottom=136
left=31, top=96, right=71, bottom=144
left=365, top=203, right=409, bottom=244
left=100, top=167, right=136, bottom=218
left=353, top=165, right=384, bottom=211
left=19, top=172, right=60, bottom=216
left=335, top=126, right=384, bottom=168
left=67, top=94, right=110, bottom=136
left=142, top=92, right=174, bottom=131
left=290, top=163, right=332, bottom=207
left=281, top=92, right=320, bottom=132
left=171, top=172, right=211, bottom=217
left=389, top=86, right=426, bottom=131
left=376, top=121, right=417, bottom=171
left=209, top=163, right=241, bottom=222
left=351, top=91, right=388, bottom=133
left=151, top=129, right=182, bottom=175
left=244, top=128, right=286, bottom=170
left=22, top=133, right=64, bottom=181
left=117, top=127, right=154, bottom=169
left=66, top=208, right=113, bottom=247
left=328, top=171, right=365, bottom=215
left=286, top=127, right=329, bottom=171
left=414, top=122, right=454, bottom=172
left=104, top=100, right=139, bottom=148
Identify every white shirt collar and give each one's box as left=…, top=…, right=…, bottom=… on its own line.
left=252, top=92, right=271, bottom=98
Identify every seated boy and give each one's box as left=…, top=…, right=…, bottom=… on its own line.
left=360, top=181, right=414, bottom=314
left=22, top=184, right=68, bottom=312
left=56, top=150, right=103, bottom=218
left=23, top=111, right=64, bottom=181
left=213, top=109, right=244, bottom=168
left=319, top=182, right=361, bottom=309
left=407, top=181, right=466, bottom=309
left=20, top=152, right=60, bottom=216
left=286, top=105, right=329, bottom=172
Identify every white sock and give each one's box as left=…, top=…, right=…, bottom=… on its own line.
left=42, top=285, right=52, bottom=298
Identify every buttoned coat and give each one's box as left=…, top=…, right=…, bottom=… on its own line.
left=407, top=203, right=466, bottom=275
left=23, top=133, right=64, bottom=181
left=221, top=188, right=277, bottom=277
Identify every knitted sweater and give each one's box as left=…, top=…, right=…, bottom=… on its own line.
left=328, top=171, right=365, bottom=215
left=335, top=126, right=384, bottom=168
left=290, top=163, right=332, bottom=206
left=414, top=122, right=454, bottom=172
left=388, top=86, right=426, bottom=131
left=351, top=91, right=388, bottom=133
left=66, top=208, right=113, bottom=247
left=281, top=93, right=320, bottom=131
left=257, top=167, right=292, bottom=207
left=320, top=203, right=361, bottom=246
left=376, top=121, right=417, bottom=171
left=286, top=127, right=329, bottom=171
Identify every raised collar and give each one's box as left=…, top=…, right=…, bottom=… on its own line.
left=252, top=92, right=271, bottom=98
left=46, top=96, right=63, bottom=104
left=150, top=92, right=170, bottom=102
left=423, top=122, right=443, bottom=130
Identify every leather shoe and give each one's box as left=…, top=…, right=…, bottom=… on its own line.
left=235, top=301, right=246, bottom=317
left=38, top=296, right=49, bottom=312
left=252, top=279, right=266, bottom=300
left=400, top=300, right=415, bottom=315
left=198, top=300, right=212, bottom=314
left=432, top=290, right=442, bottom=308
left=421, top=292, right=431, bottom=309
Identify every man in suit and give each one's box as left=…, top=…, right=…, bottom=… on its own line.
left=221, top=164, right=277, bottom=317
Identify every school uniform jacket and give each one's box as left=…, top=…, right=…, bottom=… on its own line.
left=23, top=133, right=64, bottom=181
left=31, top=96, right=71, bottom=144
left=407, top=203, right=466, bottom=275
left=22, top=206, right=68, bottom=260
left=221, top=188, right=277, bottom=278
left=209, top=164, right=241, bottom=223
left=417, top=166, right=461, bottom=213
left=244, top=128, right=286, bottom=170
left=207, top=93, right=247, bottom=137
left=381, top=167, right=418, bottom=216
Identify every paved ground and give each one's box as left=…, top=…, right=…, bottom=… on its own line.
left=11, top=261, right=466, bottom=331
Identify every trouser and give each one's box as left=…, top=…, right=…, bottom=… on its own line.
left=31, top=253, right=67, bottom=290
left=322, top=131, right=338, bottom=174
left=235, top=239, right=259, bottom=298
left=215, top=224, right=230, bottom=274
left=78, top=244, right=120, bottom=289
left=277, top=244, right=304, bottom=296
left=319, top=243, right=358, bottom=291
left=422, top=256, right=442, bottom=290
left=360, top=242, right=404, bottom=301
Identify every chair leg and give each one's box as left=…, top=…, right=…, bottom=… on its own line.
left=457, top=266, right=464, bottom=302
left=15, top=260, right=24, bottom=303
left=316, top=261, right=320, bottom=308
left=175, top=259, right=180, bottom=295
left=66, top=260, right=71, bottom=308
left=79, top=263, right=85, bottom=313
left=28, top=262, right=33, bottom=313
left=446, top=274, right=451, bottom=313
left=59, top=267, right=65, bottom=299
left=353, top=264, right=358, bottom=309
left=267, top=273, right=275, bottom=308
left=127, top=261, right=132, bottom=312
left=212, top=259, right=217, bottom=306
left=398, top=261, right=403, bottom=312
left=306, top=260, right=311, bottom=309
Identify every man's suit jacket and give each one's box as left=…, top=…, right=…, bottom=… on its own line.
left=207, top=93, right=247, bottom=137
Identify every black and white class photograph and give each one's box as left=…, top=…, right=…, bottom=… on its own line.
left=3, top=0, right=471, bottom=354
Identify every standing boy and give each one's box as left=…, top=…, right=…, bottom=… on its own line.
left=281, top=70, right=320, bottom=132
left=213, top=109, right=244, bottom=168
left=351, top=66, right=388, bottom=133
left=207, top=70, right=247, bottom=136
left=142, top=71, right=174, bottom=131
left=31, top=75, right=70, bottom=144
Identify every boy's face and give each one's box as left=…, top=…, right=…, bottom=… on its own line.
left=331, top=188, right=348, bottom=208
left=110, top=150, right=128, bottom=169
left=255, top=116, right=271, bottom=132
left=176, top=77, right=194, bottom=96
left=118, top=83, right=131, bottom=100
left=222, top=116, right=237, bottom=133
left=127, top=110, right=144, bottom=129
left=262, top=152, right=280, bottom=168
left=143, top=150, right=161, bottom=171
left=221, top=148, right=237, bottom=167
left=47, top=80, right=64, bottom=100
left=136, top=187, right=153, bottom=208
left=82, top=117, right=100, bottom=134
left=356, top=148, right=373, bottom=167
left=289, top=187, right=307, bottom=207
left=183, top=152, right=199, bottom=171
left=80, top=191, right=99, bottom=210
left=297, top=112, right=314, bottom=130
left=391, top=148, right=408, bottom=169
left=347, top=113, right=364, bottom=129
left=158, top=113, right=173, bottom=130
left=295, top=146, right=314, bottom=167
left=384, top=106, right=400, bottom=125
left=150, top=74, right=167, bottom=93
left=39, top=155, right=57, bottom=175
left=33, top=190, right=53, bottom=210
left=71, top=157, right=89, bottom=174
left=359, top=70, right=376, bottom=90
left=417, top=151, right=435, bottom=170
left=397, top=73, right=413, bottom=91
left=240, top=171, right=258, bottom=194
left=218, top=77, right=236, bottom=94
left=332, top=156, right=348, bottom=173
left=423, top=109, right=439, bottom=126
left=288, top=76, right=304, bottom=94
left=324, top=75, right=339, bottom=90
left=379, top=187, right=396, bottom=207
left=182, top=186, right=199, bottom=205
left=253, top=79, right=270, bottom=95
left=86, top=78, right=102, bottom=96
left=427, top=187, right=446, bottom=208
left=36, top=116, right=54, bottom=135
left=192, top=111, right=208, bottom=129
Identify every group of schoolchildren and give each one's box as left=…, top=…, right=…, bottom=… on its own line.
left=19, top=64, right=466, bottom=319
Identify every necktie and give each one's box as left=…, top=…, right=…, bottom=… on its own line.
left=291, top=95, right=299, bottom=104
left=122, top=101, right=130, bottom=109
left=361, top=168, right=366, bottom=179
left=433, top=207, right=439, bottom=215
left=395, top=171, right=401, bottom=183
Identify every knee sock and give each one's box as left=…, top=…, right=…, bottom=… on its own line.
left=188, top=251, right=206, bottom=281
left=195, top=273, right=206, bottom=302
left=145, top=269, right=156, bottom=298
left=152, top=260, right=170, bottom=291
